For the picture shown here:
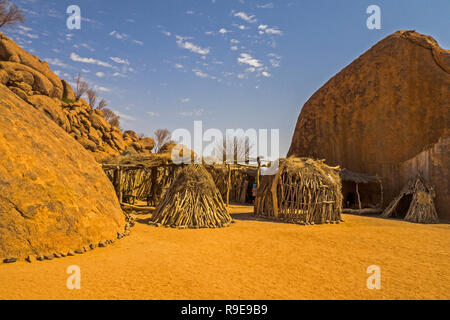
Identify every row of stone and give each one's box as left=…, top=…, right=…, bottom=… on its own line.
left=2, top=222, right=134, bottom=264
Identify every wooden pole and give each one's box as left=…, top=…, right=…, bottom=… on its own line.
left=378, top=180, right=383, bottom=209
left=271, top=163, right=282, bottom=219
left=355, top=183, right=362, bottom=214
left=117, top=166, right=123, bottom=203
left=256, top=157, right=261, bottom=189
left=226, top=164, right=231, bottom=207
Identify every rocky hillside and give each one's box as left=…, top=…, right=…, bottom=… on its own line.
left=288, top=30, right=450, bottom=219
left=0, top=33, right=154, bottom=161
left=0, top=84, right=126, bottom=260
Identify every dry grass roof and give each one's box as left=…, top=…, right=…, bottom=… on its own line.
left=101, top=151, right=172, bottom=168
left=340, top=168, right=381, bottom=184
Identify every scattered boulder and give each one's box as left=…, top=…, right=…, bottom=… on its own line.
left=3, top=257, right=17, bottom=264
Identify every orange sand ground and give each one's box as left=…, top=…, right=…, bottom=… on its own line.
left=1, top=205, right=449, bottom=300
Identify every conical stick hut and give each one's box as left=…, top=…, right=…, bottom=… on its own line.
left=381, top=175, right=439, bottom=224
left=255, top=157, right=343, bottom=225
left=150, top=165, right=233, bottom=228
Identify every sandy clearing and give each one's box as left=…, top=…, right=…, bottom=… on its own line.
left=0, top=205, right=449, bottom=300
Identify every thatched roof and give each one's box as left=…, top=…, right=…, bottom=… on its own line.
left=381, top=175, right=439, bottom=224
left=150, top=165, right=233, bottom=228
left=101, top=151, right=172, bottom=169
left=281, top=157, right=341, bottom=187
left=340, top=169, right=381, bottom=184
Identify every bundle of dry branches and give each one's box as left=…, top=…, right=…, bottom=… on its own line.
left=381, top=175, right=439, bottom=224
left=150, top=165, right=233, bottom=229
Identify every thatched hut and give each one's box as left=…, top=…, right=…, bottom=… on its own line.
left=206, top=164, right=257, bottom=205
left=101, top=152, right=181, bottom=206
left=340, top=169, right=383, bottom=214
left=254, top=157, right=343, bottom=225
left=381, top=175, right=439, bottom=224
left=150, top=165, right=233, bottom=228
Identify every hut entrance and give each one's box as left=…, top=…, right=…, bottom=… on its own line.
left=340, top=169, right=383, bottom=215
left=394, top=194, right=413, bottom=219
left=381, top=175, right=439, bottom=224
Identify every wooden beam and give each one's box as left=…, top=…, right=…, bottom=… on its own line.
left=355, top=183, right=362, bottom=214
left=226, top=164, right=231, bottom=207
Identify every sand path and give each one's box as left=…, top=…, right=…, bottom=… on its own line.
left=1, top=205, right=449, bottom=300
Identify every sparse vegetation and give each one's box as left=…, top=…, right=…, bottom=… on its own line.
left=154, top=129, right=171, bottom=153
left=86, top=88, right=97, bottom=107
left=74, top=73, right=89, bottom=100
left=0, top=0, right=24, bottom=29
left=97, top=98, right=107, bottom=110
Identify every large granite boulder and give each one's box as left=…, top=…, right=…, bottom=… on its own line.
left=288, top=31, right=450, bottom=220
left=0, top=85, right=126, bottom=260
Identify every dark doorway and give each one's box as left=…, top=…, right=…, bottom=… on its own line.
left=394, top=195, right=413, bottom=218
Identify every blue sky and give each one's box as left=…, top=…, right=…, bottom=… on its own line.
left=4, top=0, right=450, bottom=156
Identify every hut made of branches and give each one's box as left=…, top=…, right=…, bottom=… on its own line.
left=206, top=164, right=257, bottom=204
left=340, top=169, right=383, bottom=214
left=150, top=165, right=233, bottom=228
left=255, top=157, right=343, bottom=225
left=381, top=175, right=439, bottom=224
left=101, top=152, right=182, bottom=206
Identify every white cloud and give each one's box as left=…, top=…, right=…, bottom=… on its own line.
left=268, top=53, right=282, bottom=67
left=237, top=53, right=262, bottom=67
left=259, top=25, right=283, bottom=35
left=192, top=69, right=208, bottom=78
left=96, top=72, right=105, bottom=78
left=176, top=36, right=210, bottom=55
left=94, top=85, right=111, bottom=92
left=186, top=10, right=194, bottom=15
left=180, top=98, right=190, bottom=103
left=230, top=39, right=240, bottom=44
left=109, top=30, right=128, bottom=40
left=218, top=28, right=229, bottom=34
left=133, top=40, right=144, bottom=45
left=234, top=12, right=257, bottom=23
left=147, top=111, right=160, bottom=117
left=70, top=53, right=112, bottom=68
left=262, top=71, right=271, bottom=77
left=265, top=27, right=283, bottom=35
left=231, top=46, right=238, bottom=51
left=15, top=25, right=39, bottom=39
left=45, top=58, right=72, bottom=69
left=257, top=3, right=274, bottom=9
left=81, top=43, right=94, bottom=51
left=114, top=111, right=136, bottom=121
left=174, top=63, right=184, bottom=69
left=179, top=108, right=204, bottom=117
left=161, top=31, right=171, bottom=36
left=110, top=57, right=130, bottom=65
